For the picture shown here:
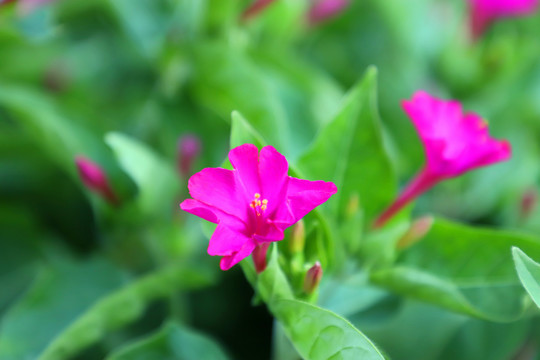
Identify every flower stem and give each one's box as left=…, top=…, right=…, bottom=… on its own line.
left=374, top=168, right=439, bottom=228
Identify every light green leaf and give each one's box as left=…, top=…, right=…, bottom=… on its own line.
left=512, top=247, right=540, bottom=308
left=274, top=299, right=386, bottom=360
left=371, top=218, right=540, bottom=321
left=106, top=132, right=179, bottom=219
left=297, top=67, right=396, bottom=225
left=230, top=111, right=266, bottom=149
left=107, top=322, right=229, bottom=360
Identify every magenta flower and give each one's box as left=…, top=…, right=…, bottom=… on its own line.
left=1, top=0, right=55, bottom=14
left=374, top=91, right=511, bottom=228
left=180, top=144, right=337, bottom=271
left=75, top=156, right=119, bottom=206
left=308, top=0, right=349, bottom=24
left=469, top=0, right=539, bottom=39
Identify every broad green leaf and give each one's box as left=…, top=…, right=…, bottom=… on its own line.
left=512, top=247, right=540, bottom=308
left=39, top=264, right=213, bottom=359
left=257, top=244, right=294, bottom=304
left=230, top=111, right=266, bottom=149
left=274, top=299, right=386, bottom=360
left=371, top=218, right=540, bottom=321
left=297, top=67, right=396, bottom=225
left=0, top=258, right=127, bottom=360
left=106, top=322, right=229, bottom=360
left=106, top=132, right=179, bottom=219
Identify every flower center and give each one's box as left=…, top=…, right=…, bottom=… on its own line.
left=249, top=193, right=268, bottom=217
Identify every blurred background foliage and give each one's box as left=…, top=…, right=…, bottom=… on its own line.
left=1, top=0, right=540, bottom=359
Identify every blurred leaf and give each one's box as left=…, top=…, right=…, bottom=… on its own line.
left=274, top=299, right=386, bottom=360
left=512, top=247, right=540, bottom=308
left=106, top=132, right=179, bottom=219
left=371, top=218, right=540, bottom=321
left=107, top=321, right=229, bottom=360
left=257, top=244, right=294, bottom=304
left=230, top=111, right=266, bottom=149
left=0, top=257, right=128, bottom=360
left=297, top=67, right=396, bottom=225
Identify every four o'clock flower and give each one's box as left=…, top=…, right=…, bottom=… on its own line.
left=469, top=0, right=539, bottom=39
left=177, top=134, right=201, bottom=179
left=75, top=156, right=119, bottom=206
left=241, top=0, right=277, bottom=21
left=374, top=91, right=511, bottom=228
left=0, top=0, right=56, bottom=14
left=180, top=144, right=337, bottom=271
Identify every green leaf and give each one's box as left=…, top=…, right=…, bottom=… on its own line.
left=230, top=111, right=266, bottom=149
left=512, top=247, right=540, bottom=308
left=371, top=218, right=540, bottom=321
left=38, top=263, right=212, bottom=360
left=105, top=132, right=179, bottom=219
left=106, top=322, right=229, bottom=360
left=297, top=67, right=396, bottom=225
left=274, top=299, right=386, bottom=360
left=0, top=258, right=127, bottom=360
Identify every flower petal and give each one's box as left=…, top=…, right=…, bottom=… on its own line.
left=259, top=145, right=289, bottom=215
left=207, top=223, right=251, bottom=256
left=188, top=167, right=246, bottom=220
left=180, top=199, right=246, bottom=232
left=287, top=177, right=337, bottom=221
left=229, top=144, right=260, bottom=199
left=219, top=238, right=257, bottom=271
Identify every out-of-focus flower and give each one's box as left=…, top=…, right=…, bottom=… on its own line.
left=308, top=0, right=349, bottom=24
left=469, top=0, right=539, bottom=39
left=241, top=0, right=277, bottom=21
left=75, top=156, right=119, bottom=206
left=180, top=144, right=337, bottom=271
left=0, top=0, right=55, bottom=14
left=397, top=216, right=434, bottom=249
left=520, top=187, right=538, bottom=221
left=374, top=91, right=511, bottom=228
left=303, top=261, right=322, bottom=294
left=177, top=134, right=201, bottom=179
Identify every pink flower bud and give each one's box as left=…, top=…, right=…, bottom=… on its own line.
left=241, top=0, right=277, bottom=21
left=303, top=261, right=322, bottom=294
left=520, top=188, right=538, bottom=221
left=75, top=156, right=119, bottom=205
left=177, top=135, right=201, bottom=179
left=397, top=216, right=434, bottom=249
left=308, top=0, right=349, bottom=24
left=252, top=242, right=270, bottom=273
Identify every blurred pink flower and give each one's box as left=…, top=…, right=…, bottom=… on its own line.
left=308, top=0, right=349, bottom=24
left=469, top=0, right=539, bottom=39
left=177, top=134, right=201, bottom=179
left=0, top=0, right=55, bottom=14
left=75, top=156, right=119, bottom=206
left=374, top=91, right=511, bottom=228
left=180, top=144, right=337, bottom=271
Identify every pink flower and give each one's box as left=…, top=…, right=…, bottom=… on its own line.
left=469, top=0, right=539, bottom=39
left=180, top=144, right=337, bottom=271
left=303, top=261, right=322, bottom=294
left=308, top=0, right=349, bottom=24
left=374, top=91, right=511, bottom=228
left=75, top=156, right=119, bottom=206
left=1, top=0, right=55, bottom=14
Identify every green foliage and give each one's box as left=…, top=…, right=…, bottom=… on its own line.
left=106, top=322, right=230, bottom=360
left=513, top=247, right=540, bottom=308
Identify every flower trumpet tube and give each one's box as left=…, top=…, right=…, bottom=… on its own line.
left=374, top=91, right=511, bottom=228
left=180, top=144, right=337, bottom=271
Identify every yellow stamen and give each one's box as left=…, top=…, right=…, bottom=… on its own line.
left=261, top=205, right=267, bottom=211
left=254, top=193, right=261, bottom=199
left=262, top=199, right=268, bottom=205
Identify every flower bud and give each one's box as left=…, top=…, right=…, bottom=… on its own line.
left=303, top=261, right=322, bottom=294
left=252, top=242, right=270, bottom=273
left=241, top=0, right=277, bottom=21
left=397, top=216, right=433, bottom=249
left=520, top=188, right=538, bottom=221
left=177, top=134, right=201, bottom=179
left=289, top=220, right=305, bottom=254
left=75, top=156, right=119, bottom=205
left=308, top=0, right=349, bottom=24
